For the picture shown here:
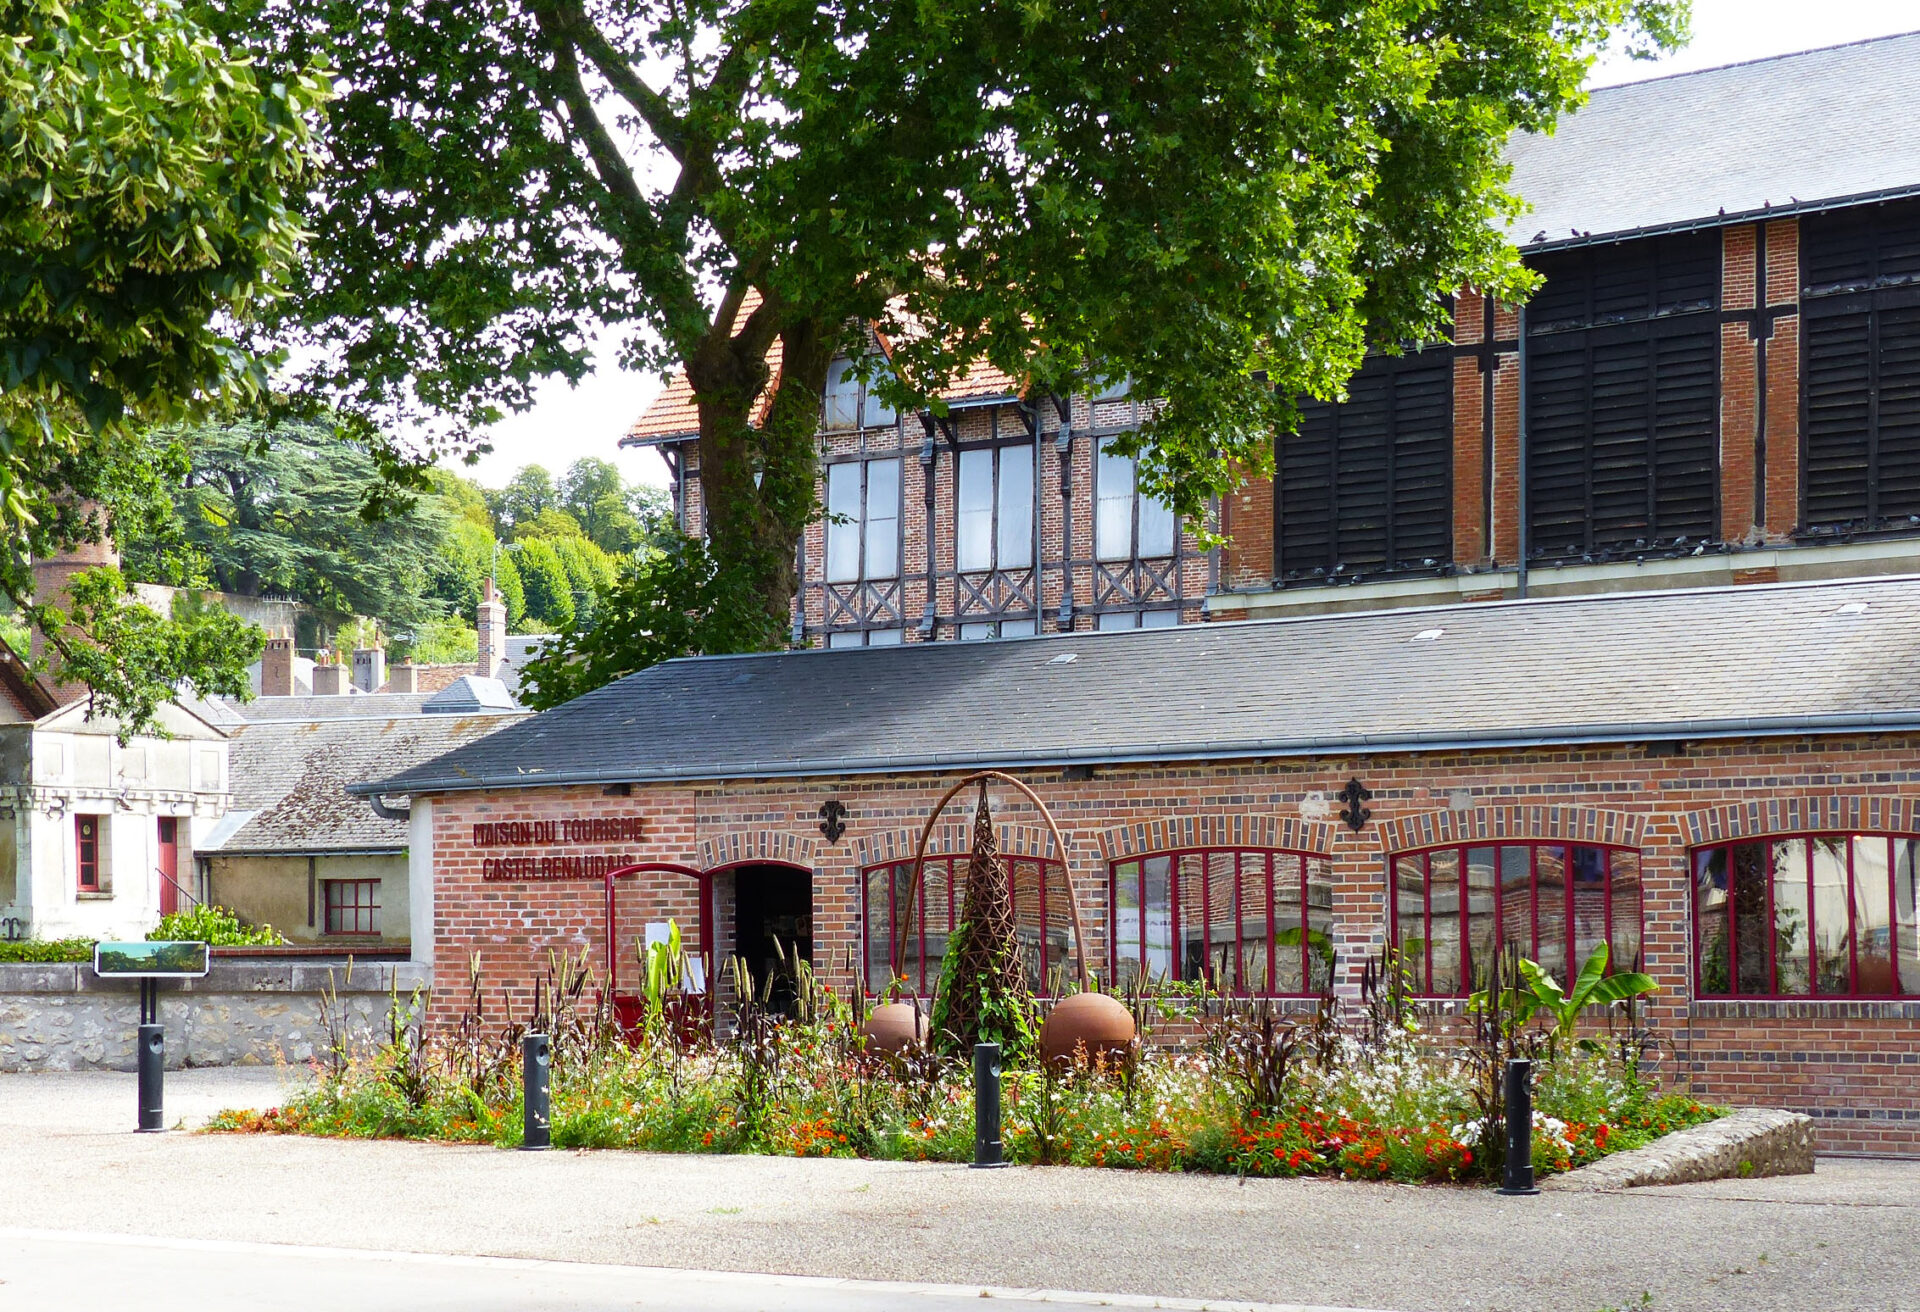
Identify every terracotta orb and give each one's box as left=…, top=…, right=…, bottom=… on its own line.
left=861, top=1001, right=929, bottom=1054
left=1040, top=991, right=1137, bottom=1068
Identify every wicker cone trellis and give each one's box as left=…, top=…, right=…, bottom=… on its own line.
left=930, top=786, right=1031, bottom=1053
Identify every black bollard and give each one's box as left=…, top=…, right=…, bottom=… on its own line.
left=971, top=1042, right=1007, bottom=1169
left=135, top=978, right=164, bottom=1133
left=136, top=1022, right=165, bottom=1132
left=1497, top=1057, right=1538, bottom=1196
left=521, top=1033, right=551, bottom=1150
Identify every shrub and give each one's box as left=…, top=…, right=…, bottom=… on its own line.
left=150, top=905, right=283, bottom=946
left=0, top=937, right=94, bottom=963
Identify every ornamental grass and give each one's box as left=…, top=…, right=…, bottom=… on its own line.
left=207, top=945, right=1718, bottom=1185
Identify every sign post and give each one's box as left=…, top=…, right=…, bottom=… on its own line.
left=93, top=942, right=210, bottom=1133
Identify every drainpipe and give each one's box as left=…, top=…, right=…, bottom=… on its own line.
left=1515, top=304, right=1530, bottom=600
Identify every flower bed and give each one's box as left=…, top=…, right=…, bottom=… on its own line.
left=208, top=965, right=1718, bottom=1184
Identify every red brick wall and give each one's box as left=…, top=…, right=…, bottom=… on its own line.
left=1721, top=224, right=1760, bottom=541
left=426, top=734, right=1920, bottom=1153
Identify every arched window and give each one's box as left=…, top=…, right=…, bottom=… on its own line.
left=862, top=854, right=1071, bottom=997
left=1108, top=849, right=1333, bottom=996
left=1693, top=834, right=1920, bottom=998
left=1390, top=842, right=1643, bottom=997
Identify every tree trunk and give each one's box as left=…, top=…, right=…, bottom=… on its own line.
left=689, top=307, right=834, bottom=635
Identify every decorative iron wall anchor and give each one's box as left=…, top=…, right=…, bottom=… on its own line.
left=818, top=798, right=850, bottom=844
left=1337, top=778, right=1373, bottom=833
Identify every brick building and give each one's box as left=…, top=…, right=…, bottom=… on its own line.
left=363, top=37, right=1920, bottom=1155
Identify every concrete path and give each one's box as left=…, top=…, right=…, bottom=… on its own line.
left=3, top=1069, right=1917, bottom=1312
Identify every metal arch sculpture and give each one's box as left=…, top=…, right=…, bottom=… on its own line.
left=893, top=770, right=1090, bottom=993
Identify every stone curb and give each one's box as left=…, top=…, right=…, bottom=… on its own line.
left=1544, top=1107, right=1814, bottom=1190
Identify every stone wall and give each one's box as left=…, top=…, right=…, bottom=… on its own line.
left=0, top=959, right=430, bottom=1072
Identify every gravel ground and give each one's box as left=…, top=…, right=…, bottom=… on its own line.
left=4, top=1069, right=1917, bottom=1312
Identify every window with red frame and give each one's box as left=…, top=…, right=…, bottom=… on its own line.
left=323, top=879, right=380, bottom=937
left=1694, top=835, right=1920, bottom=998
left=1109, top=849, right=1333, bottom=996
left=863, top=854, right=1070, bottom=995
left=1390, top=843, right=1643, bottom=997
left=75, top=816, right=102, bottom=892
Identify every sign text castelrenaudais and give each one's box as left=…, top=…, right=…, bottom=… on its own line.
left=472, top=817, right=645, bottom=882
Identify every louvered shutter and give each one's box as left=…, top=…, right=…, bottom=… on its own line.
left=1803, top=199, right=1920, bottom=530
left=1275, top=347, right=1451, bottom=582
left=1524, top=232, right=1719, bottom=558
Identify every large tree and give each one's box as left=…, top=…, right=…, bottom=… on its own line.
left=1, top=0, right=327, bottom=728
left=128, top=418, right=451, bottom=639
left=206, top=0, right=1683, bottom=638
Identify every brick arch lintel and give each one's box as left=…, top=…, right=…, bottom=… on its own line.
left=1378, top=805, right=1646, bottom=855
left=698, top=829, right=821, bottom=872
left=1681, top=796, right=1920, bottom=848
left=854, top=823, right=1062, bottom=869
left=1097, top=813, right=1335, bottom=863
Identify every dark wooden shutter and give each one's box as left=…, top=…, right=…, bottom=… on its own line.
left=1524, top=232, right=1720, bottom=559
left=1276, top=346, right=1452, bottom=583
left=1802, top=199, right=1920, bottom=530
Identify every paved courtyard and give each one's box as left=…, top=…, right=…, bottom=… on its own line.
left=2, top=1068, right=1915, bottom=1312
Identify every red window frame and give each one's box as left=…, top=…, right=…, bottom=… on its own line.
left=75, top=815, right=101, bottom=892
left=1107, top=848, right=1332, bottom=997
left=861, top=853, right=1067, bottom=997
left=1388, top=841, right=1643, bottom=998
left=322, top=879, right=381, bottom=937
left=1693, top=832, right=1919, bottom=1000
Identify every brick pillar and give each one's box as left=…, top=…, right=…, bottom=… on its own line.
left=311, top=663, right=348, bottom=696
left=477, top=577, right=507, bottom=679
left=1488, top=303, right=1521, bottom=566
left=1452, top=290, right=1491, bottom=568
left=260, top=636, right=295, bottom=697
left=1763, top=219, right=1801, bottom=537
left=1720, top=224, right=1760, bottom=543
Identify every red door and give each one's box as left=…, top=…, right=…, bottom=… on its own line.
left=157, top=818, right=181, bottom=916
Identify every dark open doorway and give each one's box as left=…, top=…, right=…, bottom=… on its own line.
left=731, top=864, right=813, bottom=1016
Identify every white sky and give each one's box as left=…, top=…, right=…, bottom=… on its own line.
left=466, top=2, right=1920, bottom=492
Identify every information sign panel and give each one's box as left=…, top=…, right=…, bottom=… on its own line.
left=93, top=941, right=210, bottom=978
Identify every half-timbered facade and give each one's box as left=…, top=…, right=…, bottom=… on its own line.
left=1218, top=33, right=1920, bottom=619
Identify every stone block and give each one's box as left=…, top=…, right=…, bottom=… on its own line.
left=1546, top=1108, right=1816, bottom=1191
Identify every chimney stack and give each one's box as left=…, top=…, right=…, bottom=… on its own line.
left=311, top=662, right=348, bottom=696
left=386, top=663, right=418, bottom=694
left=352, top=647, right=385, bottom=694
left=477, top=577, right=506, bottom=680
left=261, top=636, right=295, bottom=697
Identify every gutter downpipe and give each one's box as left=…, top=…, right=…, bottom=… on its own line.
left=1515, top=304, right=1530, bottom=600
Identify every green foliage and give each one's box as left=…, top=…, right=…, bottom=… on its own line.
left=124, top=417, right=450, bottom=638
left=205, top=0, right=1685, bottom=635
left=558, top=458, right=664, bottom=555
left=517, top=536, right=783, bottom=710
left=212, top=971, right=1718, bottom=1181
left=149, top=904, right=283, bottom=947
left=0, top=1, right=328, bottom=735
left=487, top=466, right=557, bottom=538
left=514, top=537, right=575, bottom=631
left=1471, top=944, right=1660, bottom=1056
left=0, top=937, right=94, bottom=963
left=399, top=617, right=478, bottom=665
left=44, top=567, right=262, bottom=738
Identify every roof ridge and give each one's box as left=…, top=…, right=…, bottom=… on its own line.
left=1588, top=28, right=1920, bottom=94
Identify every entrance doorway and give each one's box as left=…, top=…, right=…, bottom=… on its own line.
left=729, top=864, right=812, bottom=1016
left=157, top=818, right=181, bottom=917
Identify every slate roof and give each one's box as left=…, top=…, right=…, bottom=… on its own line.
left=356, top=576, right=1920, bottom=797
left=1507, top=32, right=1920, bottom=249
left=208, top=712, right=530, bottom=854
left=223, top=692, right=437, bottom=721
